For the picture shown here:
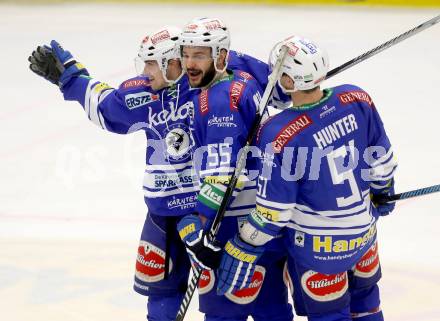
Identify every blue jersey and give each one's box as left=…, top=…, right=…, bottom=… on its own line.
left=191, top=70, right=262, bottom=221
left=228, top=51, right=290, bottom=109
left=250, top=84, right=397, bottom=274
left=60, top=51, right=278, bottom=217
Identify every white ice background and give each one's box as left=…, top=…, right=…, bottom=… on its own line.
left=0, top=3, right=439, bottom=321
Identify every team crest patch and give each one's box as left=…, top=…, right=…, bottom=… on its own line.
left=198, top=269, right=215, bottom=295
left=225, top=265, right=266, bottom=304
left=135, top=241, right=172, bottom=283
left=164, top=123, right=192, bottom=161
left=301, top=270, right=348, bottom=302
left=272, top=114, right=313, bottom=152
left=353, top=241, right=380, bottom=278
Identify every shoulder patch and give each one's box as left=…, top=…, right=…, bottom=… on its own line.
left=122, top=78, right=150, bottom=89
left=199, top=90, right=209, bottom=115
left=238, top=71, right=254, bottom=81
left=125, top=91, right=159, bottom=109
left=272, top=114, right=313, bottom=153
left=230, top=81, right=246, bottom=111
left=338, top=90, right=373, bottom=107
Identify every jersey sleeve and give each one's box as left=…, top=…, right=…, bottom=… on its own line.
left=193, top=80, right=262, bottom=221
left=240, top=121, right=298, bottom=246
left=61, top=75, right=156, bottom=134
left=363, top=90, right=397, bottom=193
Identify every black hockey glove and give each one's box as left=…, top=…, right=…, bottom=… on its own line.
left=29, top=45, right=63, bottom=85
left=177, top=214, right=222, bottom=270
left=28, top=40, right=89, bottom=88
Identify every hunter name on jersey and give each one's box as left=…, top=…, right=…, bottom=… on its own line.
left=245, top=84, right=397, bottom=274
left=312, top=113, right=358, bottom=149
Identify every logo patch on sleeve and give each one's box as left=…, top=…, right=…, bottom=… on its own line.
left=225, top=265, right=265, bottom=304
left=353, top=241, right=380, bottom=278
left=301, top=270, right=348, bottom=302
left=272, top=114, right=313, bottom=152
left=125, top=91, right=159, bottom=109
left=338, top=90, right=374, bottom=107
left=295, top=231, right=305, bottom=247
left=229, top=81, right=246, bottom=111
left=135, top=241, right=172, bottom=283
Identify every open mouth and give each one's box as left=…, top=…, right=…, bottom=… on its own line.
left=187, top=69, right=202, bottom=80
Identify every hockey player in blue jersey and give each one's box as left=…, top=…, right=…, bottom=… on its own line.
left=216, top=36, right=397, bottom=321
left=29, top=26, right=196, bottom=320
left=28, top=24, right=291, bottom=321
left=176, top=17, right=293, bottom=321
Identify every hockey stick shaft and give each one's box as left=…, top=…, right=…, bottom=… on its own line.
left=374, top=184, right=440, bottom=204
left=174, top=46, right=290, bottom=321
left=326, top=14, right=440, bottom=79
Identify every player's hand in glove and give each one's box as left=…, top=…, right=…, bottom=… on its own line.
left=217, top=235, right=264, bottom=295
left=177, top=214, right=221, bottom=270
left=28, top=40, right=89, bottom=88
left=371, top=179, right=396, bottom=216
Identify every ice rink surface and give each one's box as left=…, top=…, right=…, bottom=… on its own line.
left=1, top=3, right=440, bottom=320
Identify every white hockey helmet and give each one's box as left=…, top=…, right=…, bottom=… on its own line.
left=269, top=35, right=329, bottom=92
left=136, top=25, right=183, bottom=83
left=179, top=17, right=230, bottom=72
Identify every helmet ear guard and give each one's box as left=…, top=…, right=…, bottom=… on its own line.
left=179, top=17, right=231, bottom=73
left=269, top=36, right=329, bottom=93
left=136, top=25, right=184, bottom=84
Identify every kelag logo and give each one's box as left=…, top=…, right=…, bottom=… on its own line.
left=125, top=91, right=159, bottom=109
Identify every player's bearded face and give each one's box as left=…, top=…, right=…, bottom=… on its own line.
left=182, top=46, right=216, bottom=88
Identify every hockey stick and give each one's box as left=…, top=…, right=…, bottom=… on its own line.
left=326, top=14, right=440, bottom=79
left=373, top=184, right=440, bottom=205
left=176, top=15, right=440, bottom=321
left=174, top=45, right=290, bottom=321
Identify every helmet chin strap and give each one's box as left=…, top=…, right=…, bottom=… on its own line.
left=278, top=79, right=298, bottom=94
left=213, top=48, right=229, bottom=73
left=161, top=59, right=184, bottom=85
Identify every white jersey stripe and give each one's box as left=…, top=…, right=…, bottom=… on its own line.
left=146, top=163, right=193, bottom=171
left=143, top=186, right=196, bottom=197
left=286, top=221, right=374, bottom=236
left=370, top=148, right=393, bottom=167
left=289, top=205, right=374, bottom=229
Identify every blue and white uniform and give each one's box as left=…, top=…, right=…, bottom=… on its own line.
left=245, top=85, right=396, bottom=321
left=191, top=70, right=293, bottom=321
left=61, top=51, right=291, bottom=321
left=62, top=73, right=196, bottom=301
